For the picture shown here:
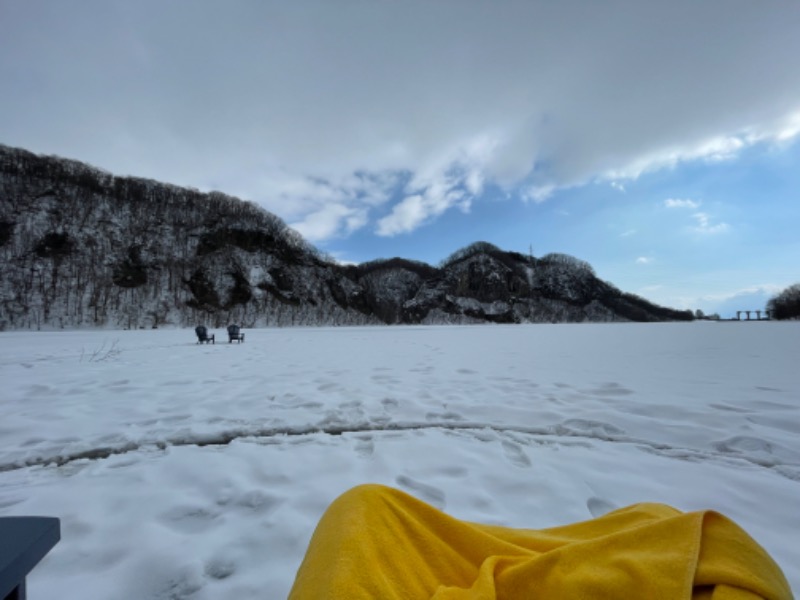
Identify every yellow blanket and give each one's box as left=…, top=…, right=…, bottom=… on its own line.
left=289, top=484, right=792, bottom=600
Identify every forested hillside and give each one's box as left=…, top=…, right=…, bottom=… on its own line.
left=0, top=144, right=692, bottom=330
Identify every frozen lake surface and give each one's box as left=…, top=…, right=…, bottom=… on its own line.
left=1, top=322, right=798, bottom=598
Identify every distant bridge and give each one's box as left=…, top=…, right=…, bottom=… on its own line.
left=735, top=310, right=771, bottom=321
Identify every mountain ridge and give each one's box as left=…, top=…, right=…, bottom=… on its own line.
left=0, top=144, right=692, bottom=330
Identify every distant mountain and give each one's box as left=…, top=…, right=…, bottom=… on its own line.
left=0, top=144, right=692, bottom=330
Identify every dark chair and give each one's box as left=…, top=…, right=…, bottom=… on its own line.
left=0, top=517, right=60, bottom=600
left=227, top=324, right=245, bottom=343
left=195, top=325, right=215, bottom=344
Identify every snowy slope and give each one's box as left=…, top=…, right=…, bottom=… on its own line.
left=1, top=322, right=798, bottom=598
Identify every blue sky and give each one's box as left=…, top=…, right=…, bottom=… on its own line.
left=1, top=1, right=799, bottom=317
left=325, top=139, right=800, bottom=315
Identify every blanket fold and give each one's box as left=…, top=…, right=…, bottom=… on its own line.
left=288, top=484, right=792, bottom=600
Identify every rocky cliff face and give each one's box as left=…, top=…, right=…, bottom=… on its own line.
left=0, top=144, right=692, bottom=330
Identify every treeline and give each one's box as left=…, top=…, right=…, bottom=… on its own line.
left=0, top=144, right=346, bottom=330
left=767, top=283, right=800, bottom=320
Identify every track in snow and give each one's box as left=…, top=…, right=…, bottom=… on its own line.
left=2, top=421, right=797, bottom=481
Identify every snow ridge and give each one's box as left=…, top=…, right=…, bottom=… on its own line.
left=3, top=420, right=797, bottom=482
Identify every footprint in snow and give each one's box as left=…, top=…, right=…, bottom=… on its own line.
left=425, top=411, right=465, bottom=422
left=587, top=496, right=618, bottom=518
left=436, top=465, right=469, bottom=478
left=557, top=419, right=625, bottom=438
left=708, top=403, right=750, bottom=413
left=396, top=475, right=446, bottom=509
left=296, top=401, right=324, bottom=410
left=163, top=379, right=194, bottom=387
left=371, top=373, right=401, bottom=385
left=588, top=382, right=634, bottom=396
left=233, top=490, right=284, bottom=514
left=381, top=397, right=400, bottom=411
left=501, top=440, right=531, bottom=468
left=147, top=565, right=205, bottom=600
left=158, top=505, right=221, bottom=534
left=354, top=436, right=375, bottom=458
left=0, top=496, right=25, bottom=509
left=104, top=378, right=131, bottom=387
left=106, top=457, right=141, bottom=470
left=712, top=436, right=774, bottom=455
left=204, top=557, right=236, bottom=580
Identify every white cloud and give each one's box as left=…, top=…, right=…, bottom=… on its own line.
left=596, top=129, right=783, bottom=185
left=2, top=1, right=800, bottom=240
left=524, top=184, right=557, bottom=204
left=691, top=212, right=730, bottom=235
left=464, top=169, right=484, bottom=196
left=376, top=171, right=470, bottom=236
left=660, top=199, right=729, bottom=235
left=249, top=169, right=404, bottom=241
left=291, top=203, right=368, bottom=242
left=664, top=198, right=700, bottom=210
left=376, top=195, right=424, bottom=236
left=635, top=256, right=653, bottom=265
left=776, top=111, right=800, bottom=142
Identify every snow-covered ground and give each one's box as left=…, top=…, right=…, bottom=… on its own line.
left=1, top=322, right=798, bottom=599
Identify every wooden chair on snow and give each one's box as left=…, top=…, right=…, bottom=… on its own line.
left=227, top=324, right=245, bottom=343
left=195, top=325, right=215, bottom=344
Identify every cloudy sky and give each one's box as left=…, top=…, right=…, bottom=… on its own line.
left=2, top=1, right=799, bottom=316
